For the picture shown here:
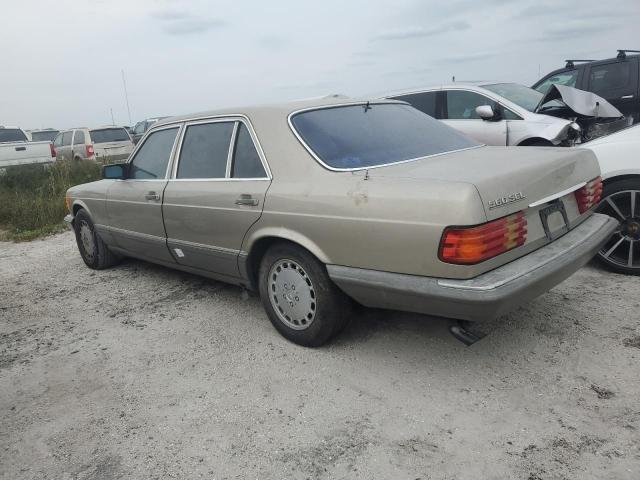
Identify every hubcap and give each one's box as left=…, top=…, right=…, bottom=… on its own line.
left=596, top=189, right=639, bottom=269
left=268, top=259, right=316, bottom=330
left=79, top=220, right=96, bottom=261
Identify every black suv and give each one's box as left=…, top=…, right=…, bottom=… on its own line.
left=532, top=50, right=639, bottom=124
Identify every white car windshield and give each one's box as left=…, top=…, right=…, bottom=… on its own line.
left=483, top=83, right=550, bottom=112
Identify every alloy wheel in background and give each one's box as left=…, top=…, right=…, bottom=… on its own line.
left=596, top=189, right=640, bottom=273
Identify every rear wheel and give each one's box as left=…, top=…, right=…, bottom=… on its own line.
left=258, top=243, right=351, bottom=347
left=73, top=209, right=121, bottom=270
left=595, top=178, right=640, bottom=275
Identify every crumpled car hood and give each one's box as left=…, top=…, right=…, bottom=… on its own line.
left=535, top=84, right=622, bottom=118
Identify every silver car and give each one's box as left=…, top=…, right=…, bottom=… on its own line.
left=54, top=126, right=134, bottom=163
left=64, top=97, right=617, bottom=346
left=386, top=82, right=582, bottom=146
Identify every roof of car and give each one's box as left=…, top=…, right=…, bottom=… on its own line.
left=382, top=82, right=514, bottom=98
left=154, top=95, right=400, bottom=126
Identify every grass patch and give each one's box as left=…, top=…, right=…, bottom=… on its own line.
left=0, top=161, right=101, bottom=241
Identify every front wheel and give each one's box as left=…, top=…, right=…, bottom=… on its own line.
left=73, top=209, right=121, bottom=270
left=595, top=179, right=640, bottom=275
left=258, top=243, right=351, bottom=347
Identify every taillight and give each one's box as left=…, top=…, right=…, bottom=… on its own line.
left=439, top=212, right=528, bottom=264
left=49, top=142, right=56, bottom=158
left=574, top=176, right=603, bottom=214
left=86, top=144, right=95, bottom=157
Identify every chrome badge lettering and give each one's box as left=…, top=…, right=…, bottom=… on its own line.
left=488, top=192, right=526, bottom=210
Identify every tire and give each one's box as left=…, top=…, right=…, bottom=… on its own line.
left=595, top=178, right=640, bottom=275
left=73, top=209, right=121, bottom=270
left=520, top=139, right=553, bottom=147
left=258, top=243, right=351, bottom=347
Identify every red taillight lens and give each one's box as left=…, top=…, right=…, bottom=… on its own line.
left=439, top=212, right=528, bottom=264
left=86, top=144, right=94, bottom=157
left=574, top=176, right=603, bottom=214
left=49, top=142, right=56, bottom=158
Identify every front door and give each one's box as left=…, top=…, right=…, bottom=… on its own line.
left=442, top=89, right=507, bottom=145
left=585, top=59, right=639, bottom=122
left=105, top=125, right=181, bottom=263
left=162, top=119, right=271, bottom=279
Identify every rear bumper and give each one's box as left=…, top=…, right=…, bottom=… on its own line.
left=327, top=213, right=618, bottom=321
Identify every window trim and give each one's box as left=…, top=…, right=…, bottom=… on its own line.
left=169, top=116, right=271, bottom=182
left=124, top=124, right=183, bottom=182
left=288, top=100, right=484, bottom=172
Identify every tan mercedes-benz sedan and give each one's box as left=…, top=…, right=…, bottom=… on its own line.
left=64, top=96, right=618, bottom=346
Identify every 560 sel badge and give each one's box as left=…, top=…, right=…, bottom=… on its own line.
left=488, top=192, right=526, bottom=210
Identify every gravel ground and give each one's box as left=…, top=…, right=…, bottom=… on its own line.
left=1, top=231, right=639, bottom=480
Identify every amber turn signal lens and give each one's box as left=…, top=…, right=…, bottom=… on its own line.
left=439, top=211, right=528, bottom=265
left=64, top=194, right=71, bottom=213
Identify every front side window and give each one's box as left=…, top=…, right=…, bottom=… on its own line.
left=445, top=91, right=497, bottom=119
left=391, top=92, right=439, bottom=118
left=0, top=129, right=27, bottom=143
left=290, top=103, right=479, bottom=170
left=129, top=127, right=179, bottom=179
left=133, top=122, right=146, bottom=134
left=534, top=70, right=578, bottom=94
left=589, top=62, right=631, bottom=94
left=73, top=130, right=85, bottom=145
left=231, top=124, right=267, bottom=178
left=90, top=128, right=130, bottom=144
left=177, top=122, right=234, bottom=179
left=62, top=131, right=73, bottom=146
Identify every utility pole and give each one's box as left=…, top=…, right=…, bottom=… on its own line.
left=121, top=69, right=132, bottom=126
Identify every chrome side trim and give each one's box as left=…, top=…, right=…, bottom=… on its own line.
left=99, top=224, right=166, bottom=243
left=287, top=101, right=485, bottom=172
left=167, top=237, right=240, bottom=256
left=528, top=182, right=586, bottom=208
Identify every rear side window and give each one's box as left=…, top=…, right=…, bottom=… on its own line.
left=445, top=91, right=496, bottom=119
left=290, top=103, right=479, bottom=170
left=90, top=128, right=130, bottom=144
left=129, top=127, right=179, bottom=179
left=177, top=122, right=234, bottom=179
left=53, top=134, right=63, bottom=147
left=0, top=129, right=27, bottom=142
left=73, top=130, right=85, bottom=145
left=391, top=92, right=439, bottom=117
left=534, top=70, right=578, bottom=93
left=231, top=124, right=266, bottom=178
left=589, top=62, right=632, bottom=94
left=62, top=131, right=73, bottom=146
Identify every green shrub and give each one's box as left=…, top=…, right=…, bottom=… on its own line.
left=0, top=161, right=101, bottom=241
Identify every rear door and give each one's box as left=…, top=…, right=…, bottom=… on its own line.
left=71, top=130, right=86, bottom=160
left=442, top=89, right=507, bottom=145
left=105, top=125, right=181, bottom=263
left=162, top=118, right=271, bottom=279
left=585, top=58, right=639, bottom=121
left=58, top=131, right=73, bottom=161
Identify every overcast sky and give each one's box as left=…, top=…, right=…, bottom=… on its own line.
left=2, top=0, right=638, bottom=129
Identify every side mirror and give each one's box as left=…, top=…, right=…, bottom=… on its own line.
left=476, top=105, right=496, bottom=120
left=102, top=163, right=128, bottom=179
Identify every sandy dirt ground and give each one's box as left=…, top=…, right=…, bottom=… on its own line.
left=1, top=231, right=639, bottom=480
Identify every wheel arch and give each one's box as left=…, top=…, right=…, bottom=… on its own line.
left=601, top=173, right=640, bottom=187
left=517, top=137, right=554, bottom=146
left=71, top=199, right=92, bottom=218
left=242, top=230, right=331, bottom=290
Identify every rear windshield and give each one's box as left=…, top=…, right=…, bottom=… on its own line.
left=90, top=128, right=130, bottom=144
left=0, top=129, right=27, bottom=143
left=290, top=103, right=479, bottom=170
left=31, top=130, right=59, bottom=142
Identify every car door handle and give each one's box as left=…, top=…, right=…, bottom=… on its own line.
left=145, top=191, right=160, bottom=201
left=235, top=194, right=259, bottom=206
left=620, top=95, right=634, bottom=99
left=15, top=146, right=26, bottom=151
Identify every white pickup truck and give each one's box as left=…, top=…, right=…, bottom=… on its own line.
left=0, top=126, right=55, bottom=169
